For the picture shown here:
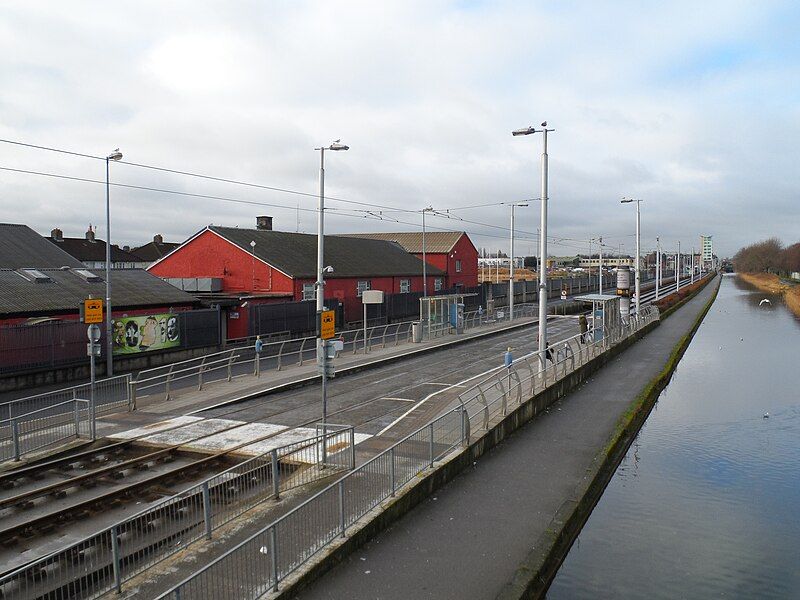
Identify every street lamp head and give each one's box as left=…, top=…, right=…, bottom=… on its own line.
left=323, top=265, right=334, bottom=273
left=329, top=141, right=349, bottom=151
left=512, top=126, right=536, bottom=136
left=107, top=149, right=123, bottom=161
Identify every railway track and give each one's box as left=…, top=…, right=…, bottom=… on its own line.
left=0, top=318, right=570, bottom=568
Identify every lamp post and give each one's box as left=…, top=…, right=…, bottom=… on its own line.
left=315, top=140, right=348, bottom=464
left=509, top=202, right=528, bottom=320
left=621, top=198, right=642, bottom=316
left=655, top=236, right=661, bottom=301
left=691, top=246, right=695, bottom=284
left=421, top=207, right=433, bottom=297
left=676, top=241, right=681, bottom=292
left=598, top=236, right=603, bottom=295
left=250, top=240, right=256, bottom=290
left=513, top=122, right=553, bottom=368
left=105, top=149, right=122, bottom=376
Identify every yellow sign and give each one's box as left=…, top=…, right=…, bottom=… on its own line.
left=84, top=298, right=104, bottom=324
left=319, top=310, right=336, bottom=340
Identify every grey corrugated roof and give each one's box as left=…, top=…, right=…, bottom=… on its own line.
left=132, top=240, right=180, bottom=262
left=339, top=231, right=466, bottom=254
left=46, top=237, right=144, bottom=263
left=0, top=224, right=83, bottom=269
left=209, top=226, right=444, bottom=278
left=0, top=268, right=198, bottom=317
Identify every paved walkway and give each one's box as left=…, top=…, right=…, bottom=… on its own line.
left=297, top=278, right=719, bottom=599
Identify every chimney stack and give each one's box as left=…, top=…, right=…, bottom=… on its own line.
left=51, top=227, right=63, bottom=242
left=85, top=225, right=95, bottom=242
left=256, top=215, right=273, bottom=231
left=153, top=234, right=163, bottom=244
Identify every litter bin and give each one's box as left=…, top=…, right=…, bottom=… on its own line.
left=412, top=321, right=423, bottom=343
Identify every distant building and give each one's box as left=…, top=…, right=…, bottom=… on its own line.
left=131, top=234, right=181, bottom=266
left=0, top=223, right=198, bottom=326
left=47, top=226, right=147, bottom=269
left=339, top=231, right=478, bottom=289
left=148, top=218, right=444, bottom=338
left=700, top=235, right=714, bottom=269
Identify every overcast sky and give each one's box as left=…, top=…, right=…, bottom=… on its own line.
left=1, top=1, right=798, bottom=258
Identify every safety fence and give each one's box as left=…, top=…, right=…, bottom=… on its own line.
left=0, top=427, right=355, bottom=600
left=155, top=306, right=660, bottom=599
left=0, top=376, right=130, bottom=464
left=0, top=398, right=90, bottom=462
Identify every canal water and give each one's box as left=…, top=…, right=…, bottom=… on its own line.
left=548, top=274, right=800, bottom=599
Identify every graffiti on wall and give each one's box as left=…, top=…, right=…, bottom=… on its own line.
left=112, top=313, right=180, bottom=355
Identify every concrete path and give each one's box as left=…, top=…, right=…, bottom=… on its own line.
left=297, top=278, right=719, bottom=599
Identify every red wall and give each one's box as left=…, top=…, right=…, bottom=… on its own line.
left=148, top=229, right=295, bottom=295
left=295, top=275, right=439, bottom=322
left=412, top=234, right=479, bottom=288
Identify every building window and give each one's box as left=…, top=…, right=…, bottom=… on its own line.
left=302, top=283, right=315, bottom=301
left=400, top=279, right=411, bottom=293
left=455, top=259, right=462, bottom=273
left=434, top=278, right=443, bottom=291
left=357, top=280, right=371, bottom=296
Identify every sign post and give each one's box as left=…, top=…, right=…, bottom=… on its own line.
left=86, top=324, right=101, bottom=440
left=81, top=298, right=104, bottom=441
left=361, top=290, right=384, bottom=354
left=317, top=309, right=336, bottom=466
left=561, top=288, right=567, bottom=315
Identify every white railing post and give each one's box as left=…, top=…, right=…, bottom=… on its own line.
left=12, top=419, right=21, bottom=461
left=272, top=449, right=280, bottom=499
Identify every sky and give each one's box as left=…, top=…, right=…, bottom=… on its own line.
left=1, top=1, right=798, bottom=259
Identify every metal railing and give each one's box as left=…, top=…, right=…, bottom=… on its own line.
left=155, top=305, right=660, bottom=599
left=0, top=398, right=90, bottom=462
left=0, top=375, right=130, bottom=422
left=0, top=427, right=356, bottom=600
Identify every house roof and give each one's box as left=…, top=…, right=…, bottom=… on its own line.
left=0, top=268, right=199, bottom=317
left=338, top=231, right=466, bottom=254
left=203, top=226, right=444, bottom=279
left=131, top=240, right=181, bottom=262
left=47, top=236, right=144, bottom=263
left=0, top=224, right=83, bottom=269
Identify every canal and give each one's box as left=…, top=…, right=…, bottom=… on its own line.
left=548, top=274, right=800, bottom=599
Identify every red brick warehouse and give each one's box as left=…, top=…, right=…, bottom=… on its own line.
left=147, top=217, right=446, bottom=339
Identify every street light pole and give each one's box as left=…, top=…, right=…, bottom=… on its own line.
left=105, top=149, right=122, bottom=376
left=621, top=198, right=642, bottom=316
left=315, top=140, right=348, bottom=465
left=421, top=207, right=433, bottom=297
left=509, top=203, right=528, bottom=320
left=655, top=236, right=661, bottom=301
left=598, top=236, right=603, bottom=295
left=513, top=122, right=553, bottom=368
left=676, top=241, right=681, bottom=292
left=691, top=247, right=695, bottom=284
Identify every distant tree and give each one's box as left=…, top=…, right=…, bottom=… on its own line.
left=733, top=238, right=783, bottom=272
left=782, top=243, right=800, bottom=273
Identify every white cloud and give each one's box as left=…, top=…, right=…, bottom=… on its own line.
left=0, top=0, right=797, bottom=257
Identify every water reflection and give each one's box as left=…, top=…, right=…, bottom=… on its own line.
left=548, top=275, right=800, bottom=599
